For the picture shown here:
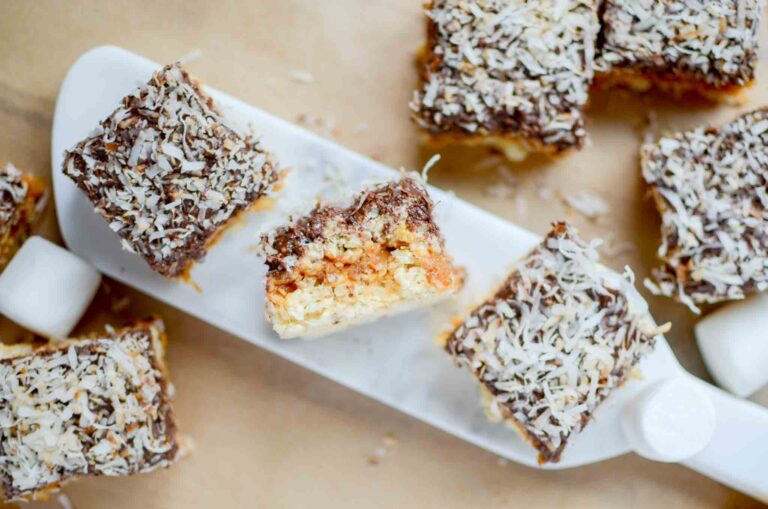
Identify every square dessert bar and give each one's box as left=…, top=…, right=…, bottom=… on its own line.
left=597, top=0, right=764, bottom=101
left=261, top=177, right=464, bottom=339
left=0, top=318, right=179, bottom=501
left=445, top=223, right=667, bottom=463
left=410, top=0, right=600, bottom=160
left=642, top=108, right=768, bottom=312
left=63, top=63, right=279, bottom=278
left=0, top=163, right=45, bottom=272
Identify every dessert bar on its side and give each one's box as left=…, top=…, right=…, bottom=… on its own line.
left=261, top=177, right=464, bottom=339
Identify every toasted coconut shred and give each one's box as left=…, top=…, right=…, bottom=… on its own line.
left=598, top=0, right=765, bottom=89
left=0, top=164, right=28, bottom=226
left=445, top=223, right=666, bottom=463
left=642, top=108, right=768, bottom=313
left=62, top=63, right=279, bottom=278
left=409, top=0, right=599, bottom=153
left=0, top=320, right=179, bottom=501
left=0, top=163, right=44, bottom=271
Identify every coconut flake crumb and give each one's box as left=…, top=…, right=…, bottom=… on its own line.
left=599, top=233, right=636, bottom=259
left=445, top=222, right=664, bottom=463
left=177, top=49, right=202, bottom=65
left=367, top=432, right=399, bottom=467
left=110, top=294, right=132, bottom=313
left=537, top=184, right=555, bottom=201
left=642, top=110, right=659, bottom=146
left=515, top=194, right=528, bottom=218
left=421, top=154, right=442, bottom=182
left=296, top=113, right=338, bottom=139
left=382, top=432, right=399, bottom=448
left=58, top=493, right=74, bottom=509
left=563, top=190, right=610, bottom=220
left=485, top=166, right=518, bottom=200
left=485, top=182, right=515, bottom=200
left=289, top=70, right=315, bottom=84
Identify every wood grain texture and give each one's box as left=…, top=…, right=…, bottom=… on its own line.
left=0, top=1, right=765, bottom=507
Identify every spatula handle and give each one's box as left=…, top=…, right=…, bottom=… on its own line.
left=683, top=377, right=768, bottom=502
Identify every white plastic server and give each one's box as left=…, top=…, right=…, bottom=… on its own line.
left=49, top=46, right=768, bottom=501
left=0, top=236, right=101, bottom=339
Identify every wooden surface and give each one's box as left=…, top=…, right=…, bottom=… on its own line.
left=0, top=1, right=766, bottom=507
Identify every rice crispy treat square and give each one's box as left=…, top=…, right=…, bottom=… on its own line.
left=409, top=0, right=600, bottom=161
left=597, top=0, right=764, bottom=101
left=642, top=108, right=768, bottom=312
left=0, top=318, right=180, bottom=501
left=63, top=63, right=279, bottom=278
left=445, top=222, right=667, bottom=463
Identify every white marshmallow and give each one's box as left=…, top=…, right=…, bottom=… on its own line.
left=0, top=237, right=101, bottom=339
left=622, top=378, right=716, bottom=463
left=695, top=293, right=768, bottom=397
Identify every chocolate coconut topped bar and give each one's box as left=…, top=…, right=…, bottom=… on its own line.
left=0, top=163, right=45, bottom=272
left=63, top=63, right=279, bottom=278
left=410, top=0, right=600, bottom=160
left=642, top=109, right=768, bottom=313
left=445, top=223, right=667, bottom=463
left=0, top=318, right=179, bottom=501
left=597, top=0, right=764, bottom=100
left=262, top=177, right=464, bottom=339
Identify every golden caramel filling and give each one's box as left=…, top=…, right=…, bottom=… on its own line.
left=267, top=223, right=461, bottom=335
left=596, top=68, right=749, bottom=103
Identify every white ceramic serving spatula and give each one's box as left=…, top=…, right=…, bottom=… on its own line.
left=50, top=46, right=768, bottom=501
